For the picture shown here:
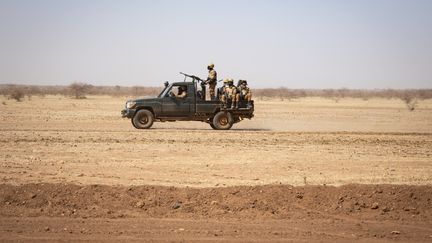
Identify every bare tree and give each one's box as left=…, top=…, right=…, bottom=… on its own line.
left=69, top=82, right=92, bottom=99
left=401, top=93, right=418, bottom=111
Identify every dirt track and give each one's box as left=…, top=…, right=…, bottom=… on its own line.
left=1, top=130, right=431, bottom=187
left=0, top=95, right=431, bottom=241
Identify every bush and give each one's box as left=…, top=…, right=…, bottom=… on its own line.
left=400, top=93, right=418, bottom=111
left=9, top=88, right=24, bottom=102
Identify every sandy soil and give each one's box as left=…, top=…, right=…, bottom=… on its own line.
left=0, top=95, right=431, bottom=241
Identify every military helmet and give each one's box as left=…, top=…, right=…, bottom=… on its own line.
left=228, top=79, right=234, bottom=84
left=207, top=63, right=215, bottom=69
left=240, top=80, right=248, bottom=85
left=178, top=86, right=186, bottom=91
left=223, top=78, right=229, bottom=83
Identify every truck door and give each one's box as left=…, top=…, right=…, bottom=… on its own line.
left=162, top=85, right=191, bottom=117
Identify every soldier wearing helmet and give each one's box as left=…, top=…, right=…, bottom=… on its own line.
left=221, top=78, right=238, bottom=109
left=237, top=80, right=252, bottom=108
left=206, top=63, right=217, bottom=100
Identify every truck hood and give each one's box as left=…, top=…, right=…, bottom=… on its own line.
left=132, top=97, right=159, bottom=104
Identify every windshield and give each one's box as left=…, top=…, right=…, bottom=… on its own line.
left=157, top=86, right=168, bottom=97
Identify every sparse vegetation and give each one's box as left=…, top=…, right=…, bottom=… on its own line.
left=0, top=84, right=431, bottom=107
left=253, top=88, right=432, bottom=103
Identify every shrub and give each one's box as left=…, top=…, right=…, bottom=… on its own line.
left=400, top=93, right=418, bottom=111
left=9, top=88, right=25, bottom=102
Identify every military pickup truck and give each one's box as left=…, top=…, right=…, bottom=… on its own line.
left=121, top=73, right=254, bottom=130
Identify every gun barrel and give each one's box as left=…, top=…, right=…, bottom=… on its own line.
left=180, top=72, right=203, bottom=82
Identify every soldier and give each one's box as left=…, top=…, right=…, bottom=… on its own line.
left=237, top=80, right=252, bottom=108
left=221, top=79, right=238, bottom=109
left=206, top=63, right=217, bottom=100
left=172, top=86, right=187, bottom=98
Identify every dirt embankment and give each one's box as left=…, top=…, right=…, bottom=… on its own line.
left=1, top=183, right=431, bottom=242
left=1, top=183, right=431, bottom=220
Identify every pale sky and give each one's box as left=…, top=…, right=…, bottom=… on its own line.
left=0, top=0, right=431, bottom=88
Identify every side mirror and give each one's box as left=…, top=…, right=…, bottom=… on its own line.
left=164, top=81, right=169, bottom=88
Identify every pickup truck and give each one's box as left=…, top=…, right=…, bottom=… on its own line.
left=121, top=73, right=254, bottom=130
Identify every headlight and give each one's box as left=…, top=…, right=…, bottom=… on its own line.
left=126, top=101, right=136, bottom=109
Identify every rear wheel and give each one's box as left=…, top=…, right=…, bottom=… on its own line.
left=132, top=109, right=154, bottom=129
left=212, top=111, right=233, bottom=130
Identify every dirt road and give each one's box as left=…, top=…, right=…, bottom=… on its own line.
left=1, top=129, right=431, bottom=187
left=0, top=95, right=431, bottom=241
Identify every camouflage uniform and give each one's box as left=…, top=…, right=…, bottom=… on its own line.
left=221, top=79, right=238, bottom=109
left=236, top=80, right=252, bottom=108
left=238, top=82, right=252, bottom=101
left=206, top=63, right=217, bottom=100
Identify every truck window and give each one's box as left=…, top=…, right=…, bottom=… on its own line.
left=169, top=85, right=188, bottom=98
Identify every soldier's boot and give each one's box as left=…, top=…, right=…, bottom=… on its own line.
left=229, top=97, right=234, bottom=109
left=247, top=101, right=252, bottom=109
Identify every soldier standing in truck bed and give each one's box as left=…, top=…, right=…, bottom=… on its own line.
left=206, top=63, right=217, bottom=100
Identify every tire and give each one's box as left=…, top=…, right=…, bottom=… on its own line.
left=209, top=122, right=217, bottom=130
left=212, top=111, right=233, bottom=130
left=132, top=109, right=154, bottom=129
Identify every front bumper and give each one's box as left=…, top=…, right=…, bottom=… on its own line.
left=121, top=109, right=136, bottom=118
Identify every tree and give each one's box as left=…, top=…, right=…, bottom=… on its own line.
left=69, top=82, right=92, bottom=99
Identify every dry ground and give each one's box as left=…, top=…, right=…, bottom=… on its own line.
left=0, top=95, right=431, bottom=242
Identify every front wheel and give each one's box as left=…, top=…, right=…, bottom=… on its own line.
left=132, top=109, right=154, bottom=129
left=212, top=111, right=233, bottom=130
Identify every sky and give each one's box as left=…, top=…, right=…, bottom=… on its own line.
left=0, top=0, right=431, bottom=89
